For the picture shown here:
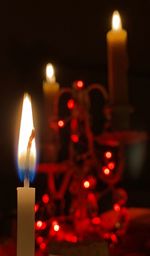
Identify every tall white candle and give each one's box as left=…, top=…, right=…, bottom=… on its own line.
left=17, top=94, right=37, bottom=256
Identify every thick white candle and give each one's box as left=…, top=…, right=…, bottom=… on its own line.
left=17, top=94, right=37, bottom=256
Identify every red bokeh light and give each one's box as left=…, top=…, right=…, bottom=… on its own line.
left=103, top=167, right=110, bottom=176
left=58, top=120, right=65, bottom=128
left=111, top=233, right=118, bottom=243
left=36, top=236, right=43, bottom=244
left=71, top=134, right=79, bottom=143
left=108, top=162, right=115, bottom=170
left=105, top=151, right=112, bottom=159
left=83, top=180, right=90, bottom=189
left=92, top=217, right=101, bottom=225
left=52, top=221, right=60, bottom=232
left=35, top=220, right=47, bottom=230
left=42, top=194, right=49, bottom=204
left=67, top=99, right=75, bottom=109
left=34, top=204, right=39, bottom=213
left=113, top=203, right=121, bottom=212
left=76, top=80, right=84, bottom=89
left=40, top=242, right=46, bottom=250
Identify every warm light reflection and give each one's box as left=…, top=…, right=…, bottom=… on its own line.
left=112, top=11, right=122, bottom=30
left=46, top=63, right=55, bottom=82
left=18, top=94, right=36, bottom=182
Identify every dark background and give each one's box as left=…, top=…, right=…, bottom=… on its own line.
left=0, top=0, right=150, bottom=216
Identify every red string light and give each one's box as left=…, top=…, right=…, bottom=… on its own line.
left=34, top=204, right=39, bottom=213
left=40, top=242, right=47, bottom=250
left=83, top=180, right=90, bottom=189
left=36, top=220, right=47, bottom=230
left=92, top=217, right=101, bottom=225
left=42, top=194, right=49, bottom=204
left=52, top=221, right=60, bottom=232
left=67, top=99, right=75, bottom=109
left=105, top=151, right=112, bottom=159
left=103, top=167, right=110, bottom=176
left=108, top=161, right=115, bottom=170
left=71, top=134, right=79, bottom=143
left=113, top=203, right=121, bottom=212
left=58, top=120, right=65, bottom=128
left=76, top=80, right=84, bottom=89
left=36, top=236, right=43, bottom=244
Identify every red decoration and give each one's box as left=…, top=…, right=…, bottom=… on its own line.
left=83, top=180, right=90, bottom=189
left=58, top=120, right=65, bottom=128
left=71, top=134, right=79, bottom=143
left=42, top=194, right=49, bottom=204
left=103, top=167, right=110, bottom=176
left=67, top=99, right=75, bottom=109
left=105, top=151, right=112, bottom=159
left=76, top=80, right=84, bottom=89
left=108, top=161, right=115, bottom=170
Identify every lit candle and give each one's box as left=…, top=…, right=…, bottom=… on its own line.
left=17, top=94, right=37, bottom=256
left=107, top=11, right=129, bottom=129
left=107, top=10, right=128, bottom=105
left=43, top=63, right=59, bottom=118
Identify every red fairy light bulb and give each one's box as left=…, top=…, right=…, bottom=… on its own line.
left=76, top=80, right=84, bottom=89
left=42, top=194, right=49, bottom=204
left=92, top=217, right=101, bottom=225
left=34, top=204, right=39, bottom=213
left=105, top=151, right=112, bottom=159
left=71, top=134, right=79, bottom=143
left=111, top=233, right=118, bottom=243
left=36, top=236, right=43, bottom=244
left=36, top=220, right=47, bottom=230
left=40, top=242, right=46, bottom=250
left=67, top=99, right=75, bottom=109
left=103, top=167, right=110, bottom=176
left=58, top=120, right=65, bottom=128
left=52, top=220, right=60, bottom=232
left=113, top=203, right=121, bottom=212
left=83, top=180, right=90, bottom=189
left=108, top=161, right=115, bottom=170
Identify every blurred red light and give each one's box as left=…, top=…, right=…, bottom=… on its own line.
left=34, top=204, right=39, bottom=213
left=76, top=80, right=84, bottom=89
left=83, top=180, right=90, bottom=189
left=58, top=120, right=65, bottom=128
left=105, top=151, right=112, bottom=159
left=108, top=162, right=115, bottom=170
left=52, top=220, right=60, bottom=232
left=36, top=236, right=43, bottom=244
left=92, top=217, right=101, bottom=225
left=42, top=194, right=49, bottom=204
left=103, top=167, right=110, bottom=176
left=71, top=134, right=79, bottom=143
left=40, top=242, right=46, bottom=250
left=36, top=220, right=47, bottom=230
left=111, top=233, right=118, bottom=243
left=113, top=203, right=121, bottom=212
left=67, top=99, right=75, bottom=109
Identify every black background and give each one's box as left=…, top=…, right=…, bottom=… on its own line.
left=0, top=0, right=150, bottom=215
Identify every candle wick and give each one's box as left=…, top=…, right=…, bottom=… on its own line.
left=24, top=129, right=35, bottom=187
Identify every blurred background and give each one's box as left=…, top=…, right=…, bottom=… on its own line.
left=0, top=0, right=150, bottom=233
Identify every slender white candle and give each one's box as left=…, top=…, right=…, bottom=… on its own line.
left=17, top=94, right=37, bottom=256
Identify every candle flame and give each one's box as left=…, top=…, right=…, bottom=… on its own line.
left=112, top=11, right=122, bottom=30
left=17, top=93, right=37, bottom=182
left=46, top=63, right=56, bottom=83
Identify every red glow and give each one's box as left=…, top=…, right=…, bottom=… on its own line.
left=92, top=217, right=101, bottom=225
left=34, top=204, right=39, bottom=213
left=111, top=233, right=118, bottom=243
left=76, top=80, right=84, bottom=89
left=108, top=162, right=115, bottom=170
left=58, top=120, right=65, bottom=128
left=42, top=194, right=49, bottom=204
left=52, top=221, right=60, bottom=232
left=40, top=242, right=46, bottom=250
left=105, top=151, right=112, bottom=159
left=103, top=167, right=110, bottom=176
left=36, top=236, right=43, bottom=244
left=71, top=134, right=79, bottom=143
left=83, top=180, right=90, bottom=189
left=113, top=203, right=121, bottom=212
left=36, top=220, right=47, bottom=230
left=67, top=99, right=75, bottom=109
